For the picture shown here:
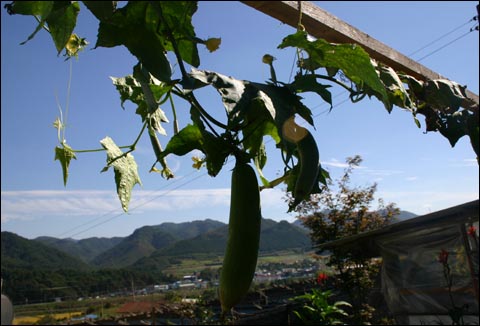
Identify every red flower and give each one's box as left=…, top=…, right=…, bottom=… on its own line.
left=467, top=225, right=477, bottom=237
left=317, top=272, right=328, bottom=285
left=438, top=249, right=449, bottom=264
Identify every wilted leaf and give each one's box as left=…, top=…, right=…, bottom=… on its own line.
left=54, top=144, right=76, bottom=186
left=100, top=136, right=142, bottom=212
left=377, top=64, right=414, bottom=112
left=424, top=79, right=470, bottom=112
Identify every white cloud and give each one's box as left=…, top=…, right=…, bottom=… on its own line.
left=322, top=158, right=350, bottom=168
left=376, top=190, right=478, bottom=215
left=405, top=176, right=418, bottom=181
left=1, top=188, right=232, bottom=223
left=448, top=159, right=478, bottom=167
left=1, top=190, right=119, bottom=223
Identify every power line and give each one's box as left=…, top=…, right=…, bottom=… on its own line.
left=63, top=169, right=210, bottom=239
left=408, top=18, right=475, bottom=58
left=416, top=28, right=477, bottom=62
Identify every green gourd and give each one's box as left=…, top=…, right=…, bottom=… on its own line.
left=219, top=161, right=262, bottom=312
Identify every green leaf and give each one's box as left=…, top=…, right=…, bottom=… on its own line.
left=437, top=111, right=469, bottom=148
left=162, top=124, right=203, bottom=157
left=6, top=1, right=53, bottom=46
left=46, top=1, right=81, bottom=55
left=100, top=136, right=142, bottom=212
left=190, top=108, right=231, bottom=177
left=250, top=82, right=313, bottom=145
left=156, top=1, right=200, bottom=67
left=424, top=79, right=470, bottom=112
left=54, top=144, right=76, bottom=187
left=279, top=31, right=389, bottom=109
left=188, top=68, right=249, bottom=117
left=82, top=1, right=116, bottom=21
left=253, top=142, right=270, bottom=187
left=95, top=1, right=201, bottom=81
left=466, top=114, right=479, bottom=163
left=10, top=1, right=82, bottom=55
left=97, top=21, right=172, bottom=82
left=288, top=74, right=332, bottom=110
left=6, top=1, right=53, bottom=16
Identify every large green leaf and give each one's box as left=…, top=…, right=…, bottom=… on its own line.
left=97, top=21, right=172, bottom=82
left=6, top=1, right=53, bottom=46
left=187, top=69, right=312, bottom=165
left=46, top=1, right=81, bottom=55
left=154, top=1, right=200, bottom=67
left=82, top=1, right=116, bottom=21
left=187, top=68, right=249, bottom=119
left=7, top=1, right=80, bottom=56
left=94, top=1, right=200, bottom=81
left=54, top=144, right=76, bottom=187
left=100, top=137, right=142, bottom=212
left=161, top=124, right=203, bottom=157
left=279, top=31, right=389, bottom=110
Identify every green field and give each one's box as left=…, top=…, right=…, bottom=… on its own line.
left=162, top=249, right=320, bottom=277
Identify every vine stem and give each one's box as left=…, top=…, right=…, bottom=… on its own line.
left=105, top=121, right=148, bottom=166
left=310, top=73, right=357, bottom=93
left=72, top=121, right=147, bottom=157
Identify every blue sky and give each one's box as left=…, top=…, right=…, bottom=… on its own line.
left=1, top=1, right=479, bottom=240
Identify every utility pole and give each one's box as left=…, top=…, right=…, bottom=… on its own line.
left=131, top=277, right=136, bottom=302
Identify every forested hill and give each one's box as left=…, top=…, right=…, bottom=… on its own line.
left=34, top=236, right=123, bottom=263
left=1, top=231, right=90, bottom=271
left=132, top=218, right=311, bottom=270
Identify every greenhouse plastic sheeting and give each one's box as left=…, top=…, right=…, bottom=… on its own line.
left=378, top=223, right=478, bottom=324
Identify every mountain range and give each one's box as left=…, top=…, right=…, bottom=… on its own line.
left=1, top=218, right=311, bottom=271
left=1, top=211, right=417, bottom=272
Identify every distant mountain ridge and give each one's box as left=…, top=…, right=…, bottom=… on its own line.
left=91, top=219, right=224, bottom=268
left=132, top=218, right=311, bottom=270
left=34, top=236, right=123, bottom=263
left=1, top=231, right=90, bottom=271
left=2, top=218, right=311, bottom=271
left=3, top=211, right=415, bottom=272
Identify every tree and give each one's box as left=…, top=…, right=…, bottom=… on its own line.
left=292, top=155, right=399, bottom=324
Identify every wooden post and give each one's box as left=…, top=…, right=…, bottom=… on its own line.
left=242, top=1, right=479, bottom=109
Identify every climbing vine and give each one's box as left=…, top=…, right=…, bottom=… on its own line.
left=5, top=1, right=479, bottom=212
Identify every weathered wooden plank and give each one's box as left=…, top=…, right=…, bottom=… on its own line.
left=242, top=1, right=479, bottom=108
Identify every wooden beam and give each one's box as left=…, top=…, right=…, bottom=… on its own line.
left=242, top=1, right=479, bottom=108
